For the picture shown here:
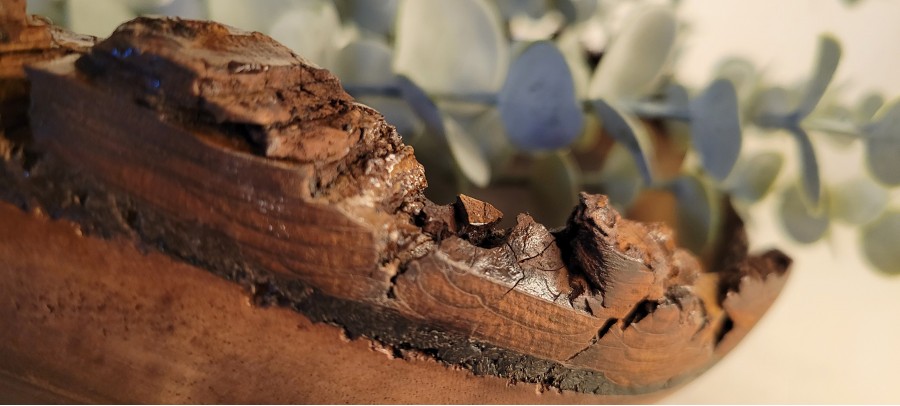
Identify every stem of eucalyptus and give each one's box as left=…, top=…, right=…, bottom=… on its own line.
left=802, top=117, right=865, bottom=138
left=622, top=100, right=692, bottom=122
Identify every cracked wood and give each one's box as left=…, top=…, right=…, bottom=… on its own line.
left=0, top=6, right=792, bottom=401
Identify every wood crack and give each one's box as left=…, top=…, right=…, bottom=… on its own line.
left=0, top=9, right=793, bottom=398
left=564, top=318, right=617, bottom=363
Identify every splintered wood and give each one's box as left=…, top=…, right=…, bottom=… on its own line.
left=0, top=3, right=791, bottom=401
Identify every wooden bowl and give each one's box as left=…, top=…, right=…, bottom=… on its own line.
left=0, top=5, right=790, bottom=403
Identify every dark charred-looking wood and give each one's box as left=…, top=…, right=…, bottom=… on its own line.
left=0, top=11, right=792, bottom=402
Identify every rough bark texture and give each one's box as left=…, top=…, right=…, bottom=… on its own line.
left=0, top=5, right=791, bottom=403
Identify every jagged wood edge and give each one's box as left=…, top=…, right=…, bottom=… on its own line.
left=0, top=7, right=791, bottom=396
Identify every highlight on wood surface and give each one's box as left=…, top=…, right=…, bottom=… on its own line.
left=0, top=1, right=791, bottom=402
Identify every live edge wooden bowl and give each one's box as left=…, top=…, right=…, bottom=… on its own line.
left=0, top=2, right=790, bottom=403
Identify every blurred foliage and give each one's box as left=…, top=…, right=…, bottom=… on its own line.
left=27, top=0, right=900, bottom=274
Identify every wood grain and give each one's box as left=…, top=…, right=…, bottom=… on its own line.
left=0, top=201, right=663, bottom=404
left=0, top=5, right=792, bottom=402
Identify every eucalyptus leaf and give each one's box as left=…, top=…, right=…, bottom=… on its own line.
left=67, top=0, right=136, bottom=37
left=593, top=143, right=643, bottom=210
left=796, top=35, right=841, bottom=119
left=467, top=108, right=516, bottom=172
left=407, top=133, right=458, bottom=204
left=560, top=0, right=599, bottom=24
left=663, top=83, right=691, bottom=148
left=338, top=0, right=398, bottom=37
left=531, top=151, right=580, bottom=227
left=123, top=0, right=174, bottom=10
left=394, top=0, right=509, bottom=94
left=670, top=175, right=720, bottom=254
left=860, top=210, right=900, bottom=275
left=436, top=99, right=492, bottom=134
left=444, top=115, right=491, bottom=187
left=334, top=39, right=395, bottom=87
left=714, top=57, right=757, bottom=102
left=494, top=0, right=547, bottom=19
left=208, top=0, right=298, bottom=33
left=556, top=26, right=592, bottom=100
left=396, top=75, right=445, bottom=138
left=751, top=86, right=794, bottom=128
left=132, top=0, right=208, bottom=19
left=855, top=92, right=884, bottom=123
left=829, top=178, right=889, bottom=225
left=665, top=83, right=690, bottom=110
left=27, top=0, right=67, bottom=25
left=356, top=95, right=423, bottom=141
left=728, top=151, right=783, bottom=203
left=865, top=99, right=900, bottom=186
left=593, top=99, right=655, bottom=183
left=509, top=10, right=565, bottom=41
left=778, top=184, right=829, bottom=244
left=812, top=96, right=854, bottom=122
left=689, top=79, right=742, bottom=182
left=268, top=1, right=342, bottom=70
left=787, top=125, right=822, bottom=207
left=587, top=6, right=676, bottom=101
left=499, top=41, right=584, bottom=151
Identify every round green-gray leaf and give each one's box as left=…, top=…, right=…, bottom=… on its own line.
left=689, top=79, right=742, bottom=182
left=339, top=0, right=398, bottom=37
left=334, top=39, right=395, bottom=87
left=268, top=0, right=342, bottom=70
left=796, top=35, right=841, bottom=119
left=588, top=6, right=676, bottom=101
left=714, top=57, right=757, bottom=103
left=27, top=0, right=67, bottom=25
left=751, top=87, right=794, bottom=129
left=556, top=27, right=592, bottom=100
left=67, top=0, right=136, bottom=37
left=467, top=108, right=516, bottom=172
left=593, top=100, right=655, bottom=183
left=408, top=134, right=458, bottom=204
left=671, top=175, right=720, bottom=254
left=531, top=151, right=580, bottom=227
left=444, top=115, right=491, bottom=187
left=394, top=0, right=509, bottom=94
left=494, top=0, right=547, bottom=19
left=855, top=92, right=884, bottom=123
left=560, top=0, right=599, bottom=24
left=208, top=0, right=279, bottom=32
left=132, top=0, right=208, bottom=19
left=728, top=151, right=783, bottom=203
left=357, top=96, right=423, bottom=142
left=860, top=210, right=900, bottom=275
left=593, top=143, right=643, bottom=210
left=397, top=75, right=445, bottom=137
left=829, top=177, right=889, bottom=225
left=499, top=41, right=584, bottom=151
left=663, top=84, right=691, bottom=150
left=788, top=126, right=822, bottom=207
left=865, top=99, right=900, bottom=186
left=778, top=184, right=829, bottom=244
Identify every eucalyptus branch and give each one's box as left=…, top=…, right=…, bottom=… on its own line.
left=622, top=99, right=692, bottom=122
left=802, top=117, right=867, bottom=138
